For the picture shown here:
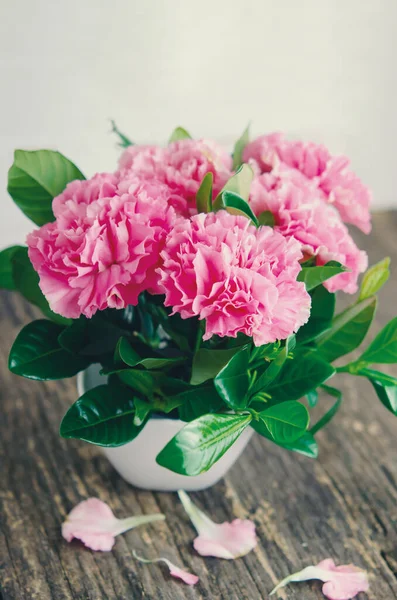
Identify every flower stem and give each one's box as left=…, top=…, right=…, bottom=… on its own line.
left=115, top=513, right=165, bottom=535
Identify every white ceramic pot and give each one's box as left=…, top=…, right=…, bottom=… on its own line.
left=77, top=364, right=254, bottom=492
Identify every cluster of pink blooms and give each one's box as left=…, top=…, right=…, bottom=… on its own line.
left=27, top=134, right=371, bottom=345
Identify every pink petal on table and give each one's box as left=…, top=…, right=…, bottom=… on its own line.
left=62, top=498, right=165, bottom=552
left=270, top=558, right=369, bottom=600
left=178, top=490, right=257, bottom=559
left=133, top=551, right=199, bottom=585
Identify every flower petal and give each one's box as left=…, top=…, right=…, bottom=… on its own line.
left=62, top=498, right=165, bottom=552
left=178, top=490, right=257, bottom=559
left=133, top=551, right=199, bottom=585
left=270, top=558, right=369, bottom=600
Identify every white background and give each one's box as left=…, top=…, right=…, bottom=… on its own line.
left=1, top=0, right=396, bottom=248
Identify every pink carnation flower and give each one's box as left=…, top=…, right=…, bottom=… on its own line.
left=243, top=133, right=371, bottom=233
left=249, top=174, right=368, bottom=294
left=119, top=139, right=232, bottom=209
left=52, top=172, right=119, bottom=224
left=158, top=211, right=310, bottom=346
left=28, top=179, right=183, bottom=318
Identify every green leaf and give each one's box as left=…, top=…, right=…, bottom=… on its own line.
left=168, top=126, right=192, bottom=143
left=116, top=369, right=157, bottom=397
left=152, top=394, right=187, bottom=415
left=59, top=315, right=124, bottom=356
left=297, top=286, right=335, bottom=344
left=250, top=341, right=281, bottom=363
left=297, top=261, right=347, bottom=291
left=110, top=120, right=134, bottom=147
left=257, top=211, right=275, bottom=227
left=360, top=368, right=397, bottom=415
left=133, top=397, right=152, bottom=426
left=281, top=432, right=318, bottom=458
left=253, top=401, right=309, bottom=443
left=251, top=336, right=295, bottom=394
left=214, top=345, right=251, bottom=409
left=191, top=347, right=241, bottom=385
left=8, top=149, right=85, bottom=226
left=177, top=384, right=227, bottom=421
left=213, top=164, right=254, bottom=209
left=114, top=337, right=184, bottom=370
left=359, top=317, right=397, bottom=364
left=267, top=352, right=335, bottom=402
left=232, top=124, right=250, bottom=170
left=9, top=319, right=90, bottom=380
left=310, top=385, right=342, bottom=435
left=370, top=380, right=397, bottom=416
left=196, top=172, right=213, bottom=214
left=306, top=389, right=319, bottom=407
left=60, top=384, right=145, bottom=446
left=156, top=413, right=252, bottom=475
left=359, top=257, right=390, bottom=301
left=316, top=296, right=377, bottom=362
left=0, top=245, right=24, bottom=290
left=360, top=367, right=397, bottom=387
left=11, top=247, right=70, bottom=325
left=219, top=191, right=259, bottom=226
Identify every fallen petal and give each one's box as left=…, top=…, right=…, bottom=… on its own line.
left=178, top=490, right=257, bottom=559
left=133, top=550, right=199, bottom=585
left=62, top=498, right=165, bottom=551
left=270, top=558, right=369, bottom=600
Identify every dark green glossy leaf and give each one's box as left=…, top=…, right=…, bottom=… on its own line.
left=9, top=319, right=90, bottom=379
left=133, top=397, right=151, bottom=426
left=232, top=123, right=250, bottom=170
left=251, top=336, right=295, bottom=394
left=213, top=164, right=254, bottom=208
left=360, top=368, right=397, bottom=387
left=114, top=336, right=184, bottom=370
left=297, top=261, right=346, bottom=291
left=316, top=296, right=377, bottom=362
left=116, top=369, right=157, bottom=397
left=60, top=384, right=145, bottom=446
left=8, top=149, right=84, bottom=226
left=253, top=401, right=309, bottom=443
left=267, top=352, right=335, bottom=402
left=370, top=380, right=397, bottom=416
left=168, top=126, right=192, bottom=143
left=152, top=394, right=186, bottom=414
left=144, top=301, right=198, bottom=353
left=191, top=347, right=241, bottom=385
left=0, top=245, right=23, bottom=290
left=360, top=368, right=397, bottom=415
left=59, top=315, right=124, bottom=356
left=110, top=120, right=134, bottom=147
left=156, top=413, right=252, bottom=475
left=310, top=385, right=342, bottom=435
left=177, top=384, right=227, bottom=421
left=282, top=432, right=318, bottom=458
left=257, top=210, right=275, bottom=227
left=250, top=341, right=281, bottom=363
left=220, top=190, right=259, bottom=226
left=359, top=257, right=390, bottom=301
left=11, top=247, right=70, bottom=325
left=196, top=172, right=213, bottom=214
left=306, top=389, right=319, bottom=407
left=214, top=345, right=250, bottom=409
left=297, top=286, right=335, bottom=344
left=360, top=317, right=397, bottom=364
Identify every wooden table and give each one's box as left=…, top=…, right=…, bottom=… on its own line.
left=1, top=212, right=397, bottom=600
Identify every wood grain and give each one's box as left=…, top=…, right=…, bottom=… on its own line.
left=1, top=212, right=397, bottom=599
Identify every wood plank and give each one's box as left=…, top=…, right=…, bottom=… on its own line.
left=1, top=212, right=397, bottom=599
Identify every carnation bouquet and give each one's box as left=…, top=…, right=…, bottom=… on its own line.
left=2, top=124, right=397, bottom=478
